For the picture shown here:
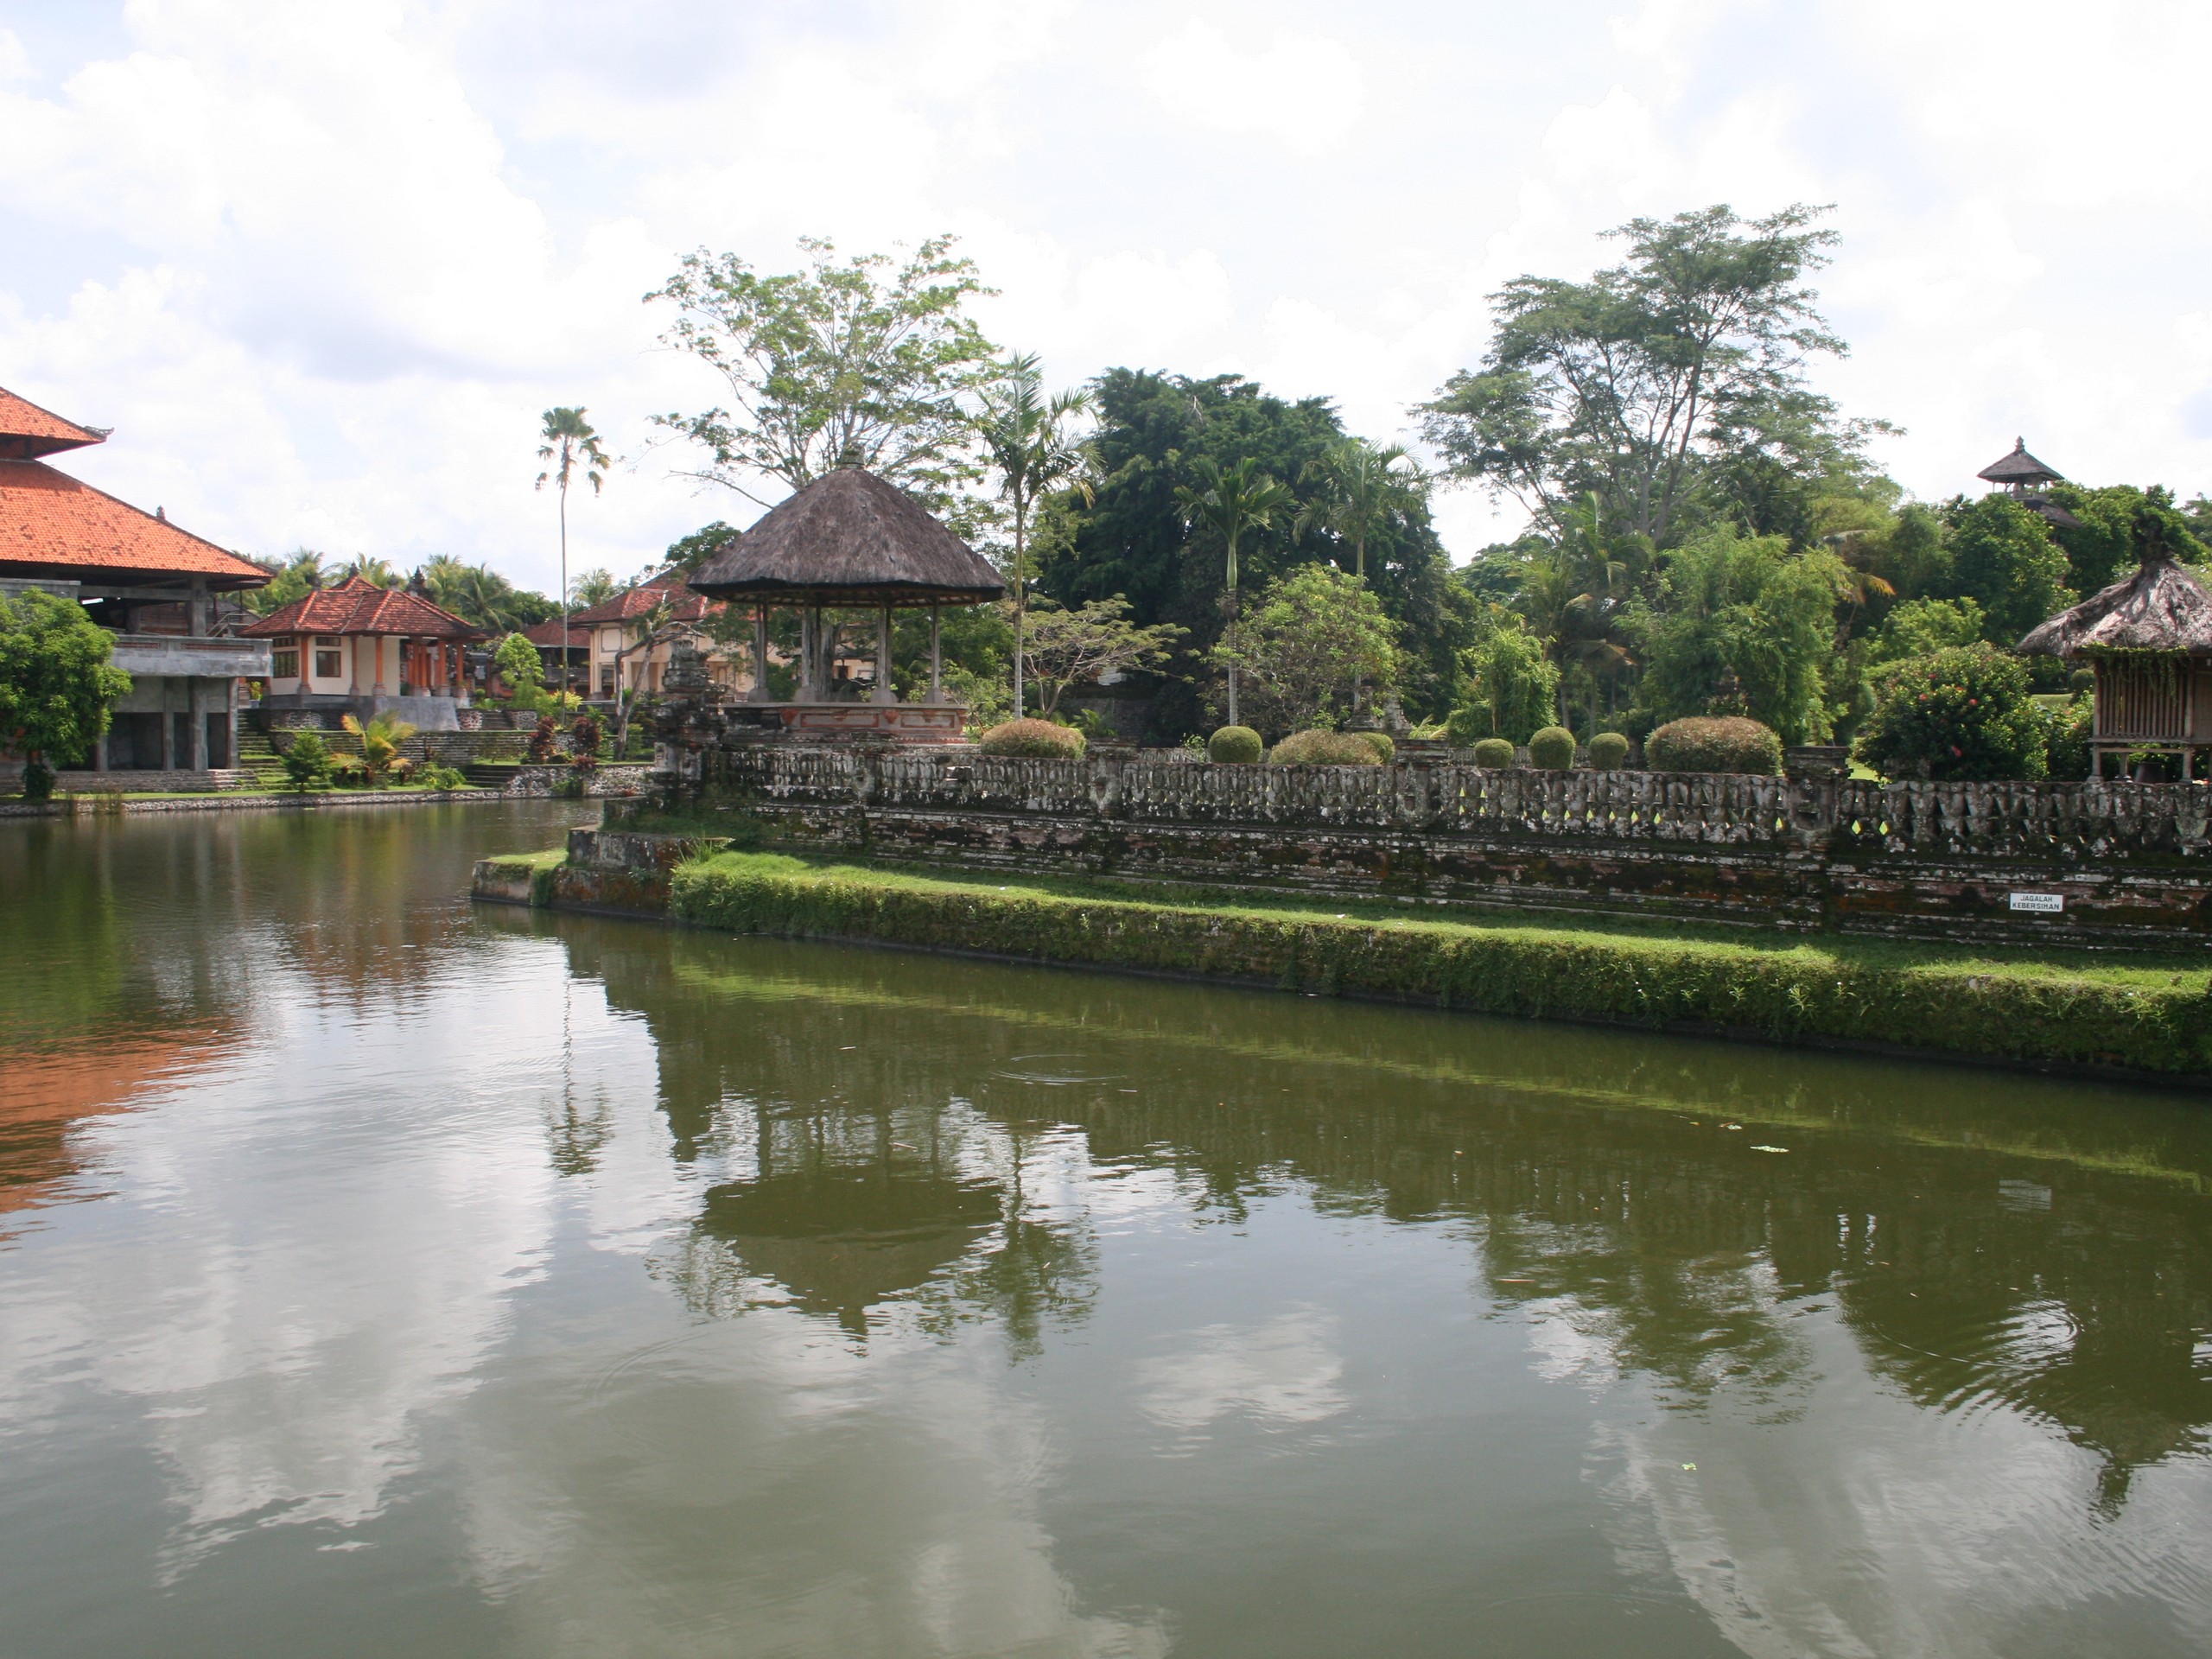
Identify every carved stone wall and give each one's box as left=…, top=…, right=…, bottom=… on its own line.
left=658, top=747, right=2212, bottom=944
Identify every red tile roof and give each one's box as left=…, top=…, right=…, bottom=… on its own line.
left=240, top=575, right=484, bottom=640
left=522, top=620, right=591, bottom=648
left=0, top=385, right=106, bottom=460
left=569, top=569, right=715, bottom=626
left=0, top=459, right=270, bottom=587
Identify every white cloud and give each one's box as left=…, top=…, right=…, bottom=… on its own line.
left=1142, top=21, right=1364, bottom=155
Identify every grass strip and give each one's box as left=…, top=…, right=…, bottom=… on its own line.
left=665, top=850, right=2212, bottom=1079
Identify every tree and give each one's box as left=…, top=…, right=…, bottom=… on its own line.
left=662, top=522, right=739, bottom=575
left=649, top=235, right=999, bottom=512
left=978, top=353, right=1095, bottom=718
left=607, top=593, right=677, bottom=760
left=1217, top=564, right=1395, bottom=737
left=1020, top=597, right=1184, bottom=721
left=568, top=568, right=619, bottom=610
left=334, top=554, right=398, bottom=587
left=1630, top=526, right=1849, bottom=744
left=1295, top=439, right=1428, bottom=582
left=1866, top=596, right=1984, bottom=665
left=1856, top=644, right=2049, bottom=781
left=1418, top=204, right=1884, bottom=549
left=1936, top=495, right=2073, bottom=645
left=279, top=731, right=334, bottom=793
left=493, top=631, right=545, bottom=708
left=1446, top=618, right=1559, bottom=746
left=537, top=406, right=611, bottom=703
left=1174, top=456, right=1295, bottom=728
left=417, top=558, right=556, bottom=633
left=340, top=711, right=417, bottom=785
left=0, top=589, right=130, bottom=797
left=244, top=549, right=327, bottom=616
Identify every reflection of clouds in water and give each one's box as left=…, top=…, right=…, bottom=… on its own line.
left=1585, top=1313, right=2212, bottom=1659
left=454, top=1310, right=1169, bottom=1659
left=0, top=946, right=664, bottom=1568
left=1137, top=1310, right=1346, bottom=1436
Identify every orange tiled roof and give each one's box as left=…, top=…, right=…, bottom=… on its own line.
left=0, top=385, right=105, bottom=460
left=569, top=568, right=715, bottom=626
left=0, top=458, right=270, bottom=587
left=522, top=619, right=592, bottom=648
left=240, top=575, right=485, bottom=640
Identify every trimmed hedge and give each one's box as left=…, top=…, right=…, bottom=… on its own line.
left=665, top=852, right=2212, bottom=1078
left=1589, top=732, right=1630, bottom=770
left=1645, top=716, right=1783, bottom=776
left=1471, top=738, right=1516, bottom=769
left=1268, top=729, right=1383, bottom=766
left=1209, top=725, right=1263, bottom=764
left=1356, top=730, right=1395, bottom=763
left=1528, top=726, right=1576, bottom=770
left=979, top=718, right=1086, bottom=759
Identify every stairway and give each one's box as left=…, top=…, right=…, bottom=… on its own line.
left=233, top=727, right=290, bottom=791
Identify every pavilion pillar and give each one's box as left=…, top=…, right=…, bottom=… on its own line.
left=927, top=604, right=944, bottom=704
left=372, top=635, right=387, bottom=696
left=798, top=606, right=817, bottom=700
left=749, top=604, right=772, bottom=703
left=873, top=604, right=896, bottom=705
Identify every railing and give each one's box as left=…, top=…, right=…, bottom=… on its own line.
left=706, top=747, right=2211, bottom=863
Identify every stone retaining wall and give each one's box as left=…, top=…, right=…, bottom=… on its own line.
left=648, top=747, right=2212, bottom=946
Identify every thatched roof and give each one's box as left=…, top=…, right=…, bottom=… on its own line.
left=2018, top=540, right=2212, bottom=658
left=686, top=468, right=1004, bottom=607
left=1979, top=437, right=2064, bottom=487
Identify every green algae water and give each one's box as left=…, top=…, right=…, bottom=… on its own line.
left=3, top=806, right=2210, bottom=1658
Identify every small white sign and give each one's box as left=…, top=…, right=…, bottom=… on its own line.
left=2009, top=892, right=2064, bottom=913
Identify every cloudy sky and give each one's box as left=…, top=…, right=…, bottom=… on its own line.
left=3, top=1, right=2209, bottom=594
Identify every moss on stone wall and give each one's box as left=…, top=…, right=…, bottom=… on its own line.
left=664, top=851, right=2212, bottom=1080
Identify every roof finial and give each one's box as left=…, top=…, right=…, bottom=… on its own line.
left=2014, top=436, right=2025, bottom=452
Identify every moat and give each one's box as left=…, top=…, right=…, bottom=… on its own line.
left=3, top=804, right=2209, bottom=1657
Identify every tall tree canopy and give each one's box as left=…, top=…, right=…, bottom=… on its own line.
left=650, top=235, right=999, bottom=512
left=1418, top=204, right=1885, bottom=550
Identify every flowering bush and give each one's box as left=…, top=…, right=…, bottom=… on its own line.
left=1854, top=645, right=2048, bottom=781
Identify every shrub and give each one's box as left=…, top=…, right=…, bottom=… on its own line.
left=280, top=731, right=334, bottom=792
left=2044, top=692, right=2094, bottom=780
left=1853, top=645, right=2049, bottom=782
left=1208, top=725, right=1263, bottom=764
left=978, top=718, right=1086, bottom=760
left=422, top=762, right=466, bottom=791
left=570, top=711, right=602, bottom=772
left=1471, top=737, right=1516, bottom=769
left=1355, top=730, right=1395, bottom=763
left=1528, top=726, right=1576, bottom=770
left=386, top=754, right=416, bottom=785
left=21, top=760, right=54, bottom=801
left=1268, top=728, right=1383, bottom=766
left=327, top=752, right=368, bottom=785
left=1645, top=716, right=1784, bottom=775
left=1589, top=732, right=1630, bottom=771
left=527, top=715, right=560, bottom=763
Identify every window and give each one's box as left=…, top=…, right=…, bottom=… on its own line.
left=314, top=638, right=344, bottom=680
left=271, top=646, right=300, bottom=679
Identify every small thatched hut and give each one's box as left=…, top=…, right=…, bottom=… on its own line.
left=2018, top=511, right=2212, bottom=778
left=686, top=468, right=1001, bottom=735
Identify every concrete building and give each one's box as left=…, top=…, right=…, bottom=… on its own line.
left=0, top=385, right=270, bottom=779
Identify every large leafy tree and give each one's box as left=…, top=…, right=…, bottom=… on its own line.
left=1218, top=564, right=1396, bottom=738
left=1021, top=597, right=1184, bottom=721
left=0, top=590, right=130, bottom=796
left=537, top=406, right=610, bottom=702
left=1417, top=204, right=1884, bottom=549
left=1934, top=495, right=2073, bottom=645
left=977, top=353, right=1095, bottom=717
left=650, top=235, right=998, bottom=513
left=1447, top=616, right=1560, bottom=747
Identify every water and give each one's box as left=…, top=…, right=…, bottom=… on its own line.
left=3, top=804, right=2210, bottom=1659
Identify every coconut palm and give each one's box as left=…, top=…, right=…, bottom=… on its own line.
left=1175, top=456, right=1294, bottom=728
left=536, top=407, right=611, bottom=702
left=1294, top=439, right=1427, bottom=582
left=334, top=554, right=398, bottom=588
left=976, top=353, right=1094, bottom=719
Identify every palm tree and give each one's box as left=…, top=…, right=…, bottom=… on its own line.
left=1175, top=456, right=1294, bottom=728
left=976, top=353, right=1094, bottom=719
left=1296, top=438, right=1427, bottom=717
left=335, top=554, right=398, bottom=587
left=536, top=408, right=611, bottom=702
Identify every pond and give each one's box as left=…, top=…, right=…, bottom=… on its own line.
left=3, top=804, right=2209, bottom=1658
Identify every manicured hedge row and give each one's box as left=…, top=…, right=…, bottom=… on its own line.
left=667, top=852, right=2211, bottom=1079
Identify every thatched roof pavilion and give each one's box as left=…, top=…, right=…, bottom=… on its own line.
left=2018, top=512, right=2212, bottom=777
left=1977, top=436, right=2081, bottom=531
left=686, top=469, right=1001, bottom=730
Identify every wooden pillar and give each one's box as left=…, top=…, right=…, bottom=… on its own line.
left=873, top=603, right=896, bottom=705
left=750, top=603, right=771, bottom=703
left=927, top=604, right=943, bottom=703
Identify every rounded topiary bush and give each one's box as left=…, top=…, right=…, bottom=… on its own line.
left=1471, top=737, right=1516, bottom=769
left=978, top=718, right=1087, bottom=760
left=1588, top=732, right=1630, bottom=771
left=1644, top=716, right=1783, bottom=776
left=1268, top=728, right=1384, bottom=766
left=1208, top=724, right=1263, bottom=764
left=1356, top=730, right=1395, bottom=763
left=1528, top=725, right=1577, bottom=770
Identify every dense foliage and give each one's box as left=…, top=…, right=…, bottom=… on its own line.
left=1220, top=564, right=1395, bottom=738
left=1268, top=729, right=1383, bottom=766
left=978, top=718, right=1085, bottom=759
left=1643, top=716, right=1784, bottom=775
left=0, top=589, right=130, bottom=789
left=1853, top=645, right=2050, bottom=781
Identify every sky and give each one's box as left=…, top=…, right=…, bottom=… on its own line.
left=3, top=0, right=2210, bottom=597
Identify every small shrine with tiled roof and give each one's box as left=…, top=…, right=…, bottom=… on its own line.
left=0, top=383, right=272, bottom=779
left=243, top=574, right=484, bottom=725
left=1977, top=436, right=2082, bottom=531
